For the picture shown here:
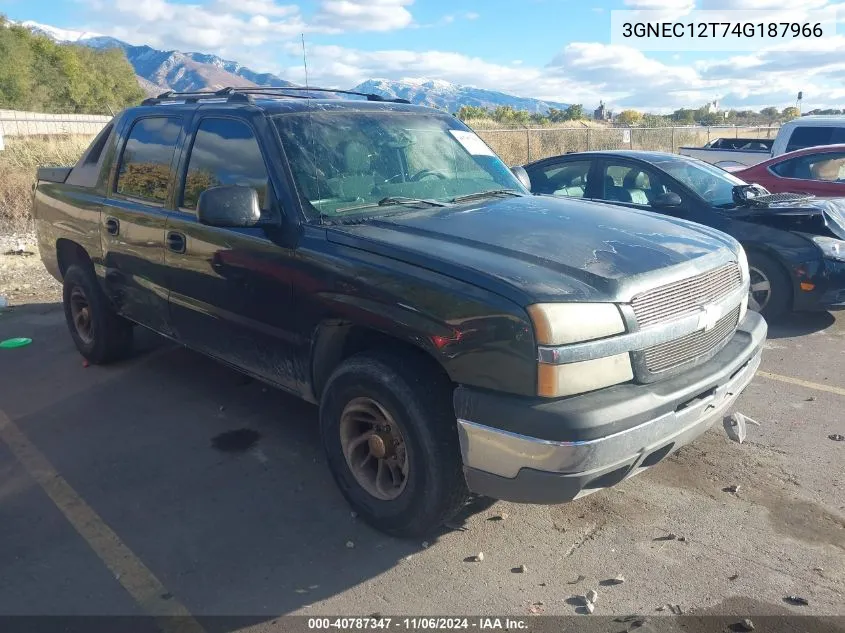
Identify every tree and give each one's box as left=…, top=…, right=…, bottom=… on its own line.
left=672, top=108, right=695, bottom=124
left=564, top=104, right=583, bottom=121
left=781, top=106, right=800, bottom=120
left=0, top=15, right=144, bottom=113
left=616, top=109, right=643, bottom=126
left=456, top=105, right=489, bottom=121
left=547, top=107, right=567, bottom=123
left=759, top=107, right=780, bottom=123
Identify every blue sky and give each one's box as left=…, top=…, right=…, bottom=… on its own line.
left=2, top=0, right=844, bottom=112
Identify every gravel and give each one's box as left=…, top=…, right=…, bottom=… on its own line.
left=0, top=233, right=61, bottom=306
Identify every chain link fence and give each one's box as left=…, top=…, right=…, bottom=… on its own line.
left=474, top=125, right=780, bottom=166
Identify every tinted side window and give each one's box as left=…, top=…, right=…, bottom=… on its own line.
left=116, top=117, right=182, bottom=203
left=83, top=123, right=114, bottom=166
left=598, top=162, right=669, bottom=206
left=784, top=126, right=845, bottom=152
left=527, top=160, right=592, bottom=197
left=182, top=118, right=270, bottom=210
left=772, top=152, right=845, bottom=180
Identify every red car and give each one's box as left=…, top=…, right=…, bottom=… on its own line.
left=731, top=144, right=845, bottom=197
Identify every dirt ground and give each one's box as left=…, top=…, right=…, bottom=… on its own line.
left=0, top=246, right=842, bottom=631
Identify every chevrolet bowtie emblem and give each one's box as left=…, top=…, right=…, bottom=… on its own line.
left=697, top=304, right=722, bottom=332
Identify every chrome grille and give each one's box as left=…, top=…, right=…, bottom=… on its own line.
left=644, top=306, right=740, bottom=373
left=632, top=262, right=742, bottom=329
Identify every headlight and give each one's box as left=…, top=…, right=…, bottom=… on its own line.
left=527, top=303, right=625, bottom=345
left=528, top=302, right=631, bottom=397
left=538, top=355, right=634, bottom=398
left=810, top=235, right=845, bottom=262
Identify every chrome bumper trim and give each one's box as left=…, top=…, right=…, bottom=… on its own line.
left=458, top=348, right=761, bottom=479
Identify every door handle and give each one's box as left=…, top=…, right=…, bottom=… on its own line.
left=105, top=217, right=120, bottom=236
left=166, top=231, right=186, bottom=253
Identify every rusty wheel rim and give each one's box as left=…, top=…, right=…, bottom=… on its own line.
left=339, top=397, right=409, bottom=501
left=69, top=286, right=94, bottom=345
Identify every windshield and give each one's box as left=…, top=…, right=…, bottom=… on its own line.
left=658, top=158, right=749, bottom=207
left=273, top=111, right=526, bottom=219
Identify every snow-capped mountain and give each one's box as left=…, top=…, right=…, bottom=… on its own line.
left=19, top=20, right=103, bottom=42
left=16, top=20, right=569, bottom=113
left=354, top=78, right=569, bottom=114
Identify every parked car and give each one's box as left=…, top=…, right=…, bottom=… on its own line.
left=678, top=115, right=845, bottom=168
left=522, top=150, right=845, bottom=319
left=730, top=144, right=845, bottom=197
left=33, top=89, right=766, bottom=537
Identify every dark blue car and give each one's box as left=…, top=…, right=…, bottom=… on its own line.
left=522, top=150, right=845, bottom=320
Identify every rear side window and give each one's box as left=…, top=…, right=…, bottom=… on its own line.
left=526, top=159, right=592, bottom=196
left=785, top=126, right=845, bottom=153
left=771, top=152, right=845, bottom=180
left=66, top=122, right=115, bottom=188
left=115, top=117, right=182, bottom=203
left=181, top=118, right=270, bottom=210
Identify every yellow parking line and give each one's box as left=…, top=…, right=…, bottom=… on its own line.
left=0, top=410, right=206, bottom=633
left=757, top=371, right=845, bottom=397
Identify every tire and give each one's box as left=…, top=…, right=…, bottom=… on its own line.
left=746, top=251, right=791, bottom=321
left=62, top=264, right=133, bottom=364
left=319, top=350, right=469, bottom=537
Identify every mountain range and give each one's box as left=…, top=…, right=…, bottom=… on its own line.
left=19, top=20, right=569, bottom=114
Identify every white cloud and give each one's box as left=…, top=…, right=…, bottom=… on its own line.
left=312, top=0, right=414, bottom=32
left=213, top=0, right=299, bottom=17
left=278, top=43, right=605, bottom=105
left=621, top=0, right=696, bottom=19
left=87, top=0, right=306, bottom=52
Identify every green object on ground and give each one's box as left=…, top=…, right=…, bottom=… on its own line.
left=0, top=337, right=32, bottom=348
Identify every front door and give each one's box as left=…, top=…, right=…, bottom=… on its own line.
left=101, top=115, right=184, bottom=334
left=165, top=114, right=302, bottom=393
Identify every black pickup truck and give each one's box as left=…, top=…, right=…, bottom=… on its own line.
left=33, top=87, right=767, bottom=536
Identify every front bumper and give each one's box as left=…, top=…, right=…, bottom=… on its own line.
left=454, top=311, right=767, bottom=504
left=794, top=257, right=845, bottom=311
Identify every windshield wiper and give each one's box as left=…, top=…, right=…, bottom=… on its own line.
left=451, top=189, right=524, bottom=203
left=336, top=196, right=447, bottom=213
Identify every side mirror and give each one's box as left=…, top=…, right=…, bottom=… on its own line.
left=197, top=185, right=262, bottom=228
left=652, top=191, right=683, bottom=209
left=511, top=165, right=532, bottom=191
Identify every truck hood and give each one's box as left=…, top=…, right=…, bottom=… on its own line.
left=326, top=195, right=737, bottom=304
left=735, top=197, right=845, bottom=239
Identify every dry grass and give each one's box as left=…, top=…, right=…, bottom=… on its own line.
left=0, top=135, right=90, bottom=233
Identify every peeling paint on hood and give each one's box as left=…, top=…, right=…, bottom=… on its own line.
left=326, top=195, right=737, bottom=303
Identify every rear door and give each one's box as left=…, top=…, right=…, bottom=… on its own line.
left=164, top=112, right=301, bottom=392
left=102, top=115, right=185, bottom=334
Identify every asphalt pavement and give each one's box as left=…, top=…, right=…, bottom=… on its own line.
left=0, top=301, right=842, bottom=630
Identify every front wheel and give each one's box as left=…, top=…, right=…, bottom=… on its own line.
left=747, top=251, right=791, bottom=321
left=319, top=351, right=469, bottom=537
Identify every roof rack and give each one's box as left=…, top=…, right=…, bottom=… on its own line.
left=141, top=86, right=411, bottom=106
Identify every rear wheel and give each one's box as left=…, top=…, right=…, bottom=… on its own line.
left=319, top=351, right=468, bottom=537
left=62, top=264, right=133, bottom=364
left=747, top=251, right=791, bottom=321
